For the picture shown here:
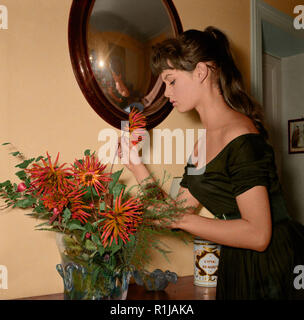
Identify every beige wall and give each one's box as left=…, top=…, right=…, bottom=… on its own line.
left=263, top=0, right=303, bottom=16
left=0, top=0, right=300, bottom=299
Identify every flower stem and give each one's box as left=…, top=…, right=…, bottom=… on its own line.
left=90, top=186, right=98, bottom=221
left=110, top=131, right=125, bottom=175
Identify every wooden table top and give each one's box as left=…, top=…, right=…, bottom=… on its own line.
left=18, top=276, right=216, bottom=300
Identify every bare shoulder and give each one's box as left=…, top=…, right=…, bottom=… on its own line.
left=222, top=114, right=259, bottom=145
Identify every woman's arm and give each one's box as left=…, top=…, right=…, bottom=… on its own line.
left=131, top=162, right=272, bottom=251
left=175, top=185, right=272, bottom=252
left=130, top=162, right=200, bottom=214
left=118, top=137, right=200, bottom=214
left=118, top=137, right=272, bottom=252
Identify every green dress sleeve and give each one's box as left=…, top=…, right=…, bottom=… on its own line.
left=227, top=136, right=275, bottom=197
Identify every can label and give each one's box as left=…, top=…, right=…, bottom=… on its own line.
left=194, top=239, right=221, bottom=287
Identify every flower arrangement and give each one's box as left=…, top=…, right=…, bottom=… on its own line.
left=0, top=108, right=190, bottom=299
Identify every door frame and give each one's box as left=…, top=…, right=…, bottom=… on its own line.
left=250, top=0, right=301, bottom=104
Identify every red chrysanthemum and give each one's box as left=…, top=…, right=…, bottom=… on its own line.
left=99, top=189, right=143, bottom=247
left=41, top=191, right=69, bottom=213
left=26, top=152, right=75, bottom=196
left=41, top=187, right=91, bottom=224
left=72, top=154, right=112, bottom=196
left=124, top=107, right=147, bottom=146
left=68, top=188, right=92, bottom=223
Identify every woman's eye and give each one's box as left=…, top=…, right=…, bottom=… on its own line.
left=170, top=80, right=176, bottom=85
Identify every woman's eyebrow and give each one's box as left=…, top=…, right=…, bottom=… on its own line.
left=164, top=74, right=173, bottom=80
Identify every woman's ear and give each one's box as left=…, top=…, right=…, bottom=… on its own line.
left=194, top=62, right=209, bottom=83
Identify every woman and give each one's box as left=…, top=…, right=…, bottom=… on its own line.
left=118, top=27, right=304, bottom=300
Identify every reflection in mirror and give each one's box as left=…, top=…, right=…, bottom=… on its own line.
left=87, top=0, right=174, bottom=114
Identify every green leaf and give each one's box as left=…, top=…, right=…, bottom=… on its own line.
left=108, top=169, right=124, bottom=193
left=81, top=230, right=87, bottom=241
left=82, top=186, right=98, bottom=201
left=73, top=159, right=83, bottom=169
left=84, top=223, right=93, bottom=233
left=92, top=218, right=105, bottom=228
left=24, top=179, right=31, bottom=188
left=35, top=221, right=50, bottom=228
left=32, top=201, right=47, bottom=213
left=0, top=180, right=11, bottom=188
left=14, top=198, right=36, bottom=208
left=91, top=266, right=102, bottom=286
left=2, top=142, right=11, bottom=145
left=15, top=170, right=27, bottom=181
left=66, top=219, right=86, bottom=231
left=15, top=158, right=35, bottom=169
left=112, top=183, right=125, bottom=202
left=81, top=253, right=90, bottom=261
left=84, top=149, right=91, bottom=156
left=62, top=208, right=72, bottom=224
left=84, top=239, right=96, bottom=251
left=91, top=233, right=102, bottom=246
left=35, top=156, right=44, bottom=162
left=97, top=245, right=105, bottom=257
left=10, top=151, right=21, bottom=157
left=109, top=238, right=123, bottom=256
left=125, top=234, right=136, bottom=248
left=99, top=202, right=105, bottom=211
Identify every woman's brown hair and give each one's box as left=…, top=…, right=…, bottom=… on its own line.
left=151, top=26, right=268, bottom=139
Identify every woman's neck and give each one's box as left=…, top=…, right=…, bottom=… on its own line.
left=195, top=88, right=234, bottom=131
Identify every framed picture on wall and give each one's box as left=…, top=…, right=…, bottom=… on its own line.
left=288, top=118, right=304, bottom=154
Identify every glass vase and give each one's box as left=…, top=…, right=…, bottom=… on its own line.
left=56, top=233, right=131, bottom=300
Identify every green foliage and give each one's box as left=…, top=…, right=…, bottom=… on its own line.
left=15, top=158, right=36, bottom=169
left=108, top=169, right=123, bottom=193
left=1, top=143, right=193, bottom=276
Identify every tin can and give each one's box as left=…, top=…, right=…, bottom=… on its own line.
left=194, top=238, right=221, bottom=287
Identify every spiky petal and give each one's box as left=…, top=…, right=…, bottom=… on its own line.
left=99, top=189, right=143, bottom=247
left=72, top=154, right=112, bottom=196
left=124, top=107, right=147, bottom=146
left=26, top=152, right=74, bottom=196
left=41, top=187, right=91, bottom=224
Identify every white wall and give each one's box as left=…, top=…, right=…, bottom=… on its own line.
left=281, top=53, right=304, bottom=224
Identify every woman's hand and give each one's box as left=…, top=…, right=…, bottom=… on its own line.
left=152, top=214, right=185, bottom=230
left=117, top=135, right=143, bottom=172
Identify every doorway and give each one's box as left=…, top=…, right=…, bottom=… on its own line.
left=251, top=0, right=304, bottom=223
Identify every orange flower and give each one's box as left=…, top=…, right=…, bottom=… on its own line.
left=99, top=189, right=143, bottom=247
left=41, top=187, right=91, bottom=224
left=125, top=107, right=146, bottom=146
left=26, top=152, right=74, bottom=196
left=72, top=154, right=112, bottom=196
left=68, top=188, right=92, bottom=223
left=41, top=191, right=69, bottom=213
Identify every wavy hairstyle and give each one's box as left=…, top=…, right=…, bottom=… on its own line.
left=151, top=26, right=268, bottom=139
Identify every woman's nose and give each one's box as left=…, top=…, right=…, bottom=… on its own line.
left=164, top=85, right=171, bottom=98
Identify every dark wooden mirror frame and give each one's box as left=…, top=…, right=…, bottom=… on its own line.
left=68, top=0, right=183, bottom=130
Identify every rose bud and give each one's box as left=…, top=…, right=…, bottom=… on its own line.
left=53, top=208, right=60, bottom=215
left=17, top=182, right=27, bottom=192
left=85, top=232, right=91, bottom=239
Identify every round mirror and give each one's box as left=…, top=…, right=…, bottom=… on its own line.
left=68, top=0, right=182, bottom=130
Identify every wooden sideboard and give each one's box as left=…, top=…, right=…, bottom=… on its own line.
left=18, top=276, right=216, bottom=300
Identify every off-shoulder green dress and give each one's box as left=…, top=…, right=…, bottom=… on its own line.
left=180, top=133, right=304, bottom=300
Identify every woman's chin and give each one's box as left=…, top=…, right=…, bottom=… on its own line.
left=175, top=105, right=189, bottom=113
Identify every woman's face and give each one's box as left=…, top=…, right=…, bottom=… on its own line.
left=161, top=68, right=201, bottom=113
